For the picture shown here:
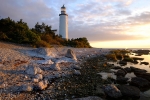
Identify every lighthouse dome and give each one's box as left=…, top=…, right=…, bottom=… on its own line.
left=61, top=5, right=66, bottom=8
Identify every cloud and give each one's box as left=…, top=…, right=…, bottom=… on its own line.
left=127, top=11, right=150, bottom=25
left=0, top=0, right=56, bottom=28
left=0, top=0, right=150, bottom=45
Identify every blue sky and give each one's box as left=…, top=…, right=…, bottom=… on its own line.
left=0, top=0, right=150, bottom=48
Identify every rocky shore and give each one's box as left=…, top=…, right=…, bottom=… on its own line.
left=0, top=41, right=109, bottom=100
left=0, top=41, right=150, bottom=100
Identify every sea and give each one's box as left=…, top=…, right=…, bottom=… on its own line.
left=108, top=48, right=150, bottom=72
left=100, top=48, right=150, bottom=100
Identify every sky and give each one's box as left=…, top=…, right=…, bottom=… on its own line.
left=0, top=0, right=150, bottom=48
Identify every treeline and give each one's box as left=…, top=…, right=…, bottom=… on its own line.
left=0, top=17, right=91, bottom=48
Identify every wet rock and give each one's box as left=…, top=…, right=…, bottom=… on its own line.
left=124, top=67, right=132, bottom=73
left=141, top=62, right=149, bottom=65
left=130, top=66, right=147, bottom=74
left=119, top=61, right=127, bottom=65
left=134, top=73, right=150, bottom=81
left=112, top=66, right=122, bottom=69
left=134, top=50, right=150, bottom=55
left=26, top=65, right=42, bottom=75
left=116, top=76, right=129, bottom=84
left=103, top=84, right=122, bottom=99
left=130, top=77, right=150, bottom=91
left=21, top=85, right=33, bottom=92
left=50, top=63, right=61, bottom=71
left=132, top=57, right=144, bottom=61
left=115, top=69, right=127, bottom=77
left=65, top=49, right=77, bottom=61
left=72, top=96, right=104, bottom=100
left=117, top=85, right=140, bottom=99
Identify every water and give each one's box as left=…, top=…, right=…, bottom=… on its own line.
left=108, top=54, right=150, bottom=72
left=99, top=50, right=150, bottom=100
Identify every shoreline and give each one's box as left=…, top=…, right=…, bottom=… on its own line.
left=0, top=41, right=110, bottom=99
left=0, top=41, right=150, bottom=100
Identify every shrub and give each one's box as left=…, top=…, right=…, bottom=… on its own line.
left=34, top=40, right=51, bottom=48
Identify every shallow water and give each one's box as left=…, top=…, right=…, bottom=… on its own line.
left=101, top=52, right=150, bottom=100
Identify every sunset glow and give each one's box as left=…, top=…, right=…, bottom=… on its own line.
left=0, top=0, right=150, bottom=48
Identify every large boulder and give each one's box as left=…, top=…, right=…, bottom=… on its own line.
left=124, top=67, right=132, bottom=73
left=116, top=76, right=129, bottom=84
left=103, top=84, right=122, bottom=99
left=26, top=65, right=42, bottom=75
left=115, top=69, right=127, bottom=77
left=134, top=73, right=150, bottom=81
left=117, top=85, right=140, bottom=99
left=130, top=66, right=147, bottom=74
left=50, top=63, right=61, bottom=71
left=130, top=77, right=150, bottom=91
left=65, top=49, right=77, bottom=61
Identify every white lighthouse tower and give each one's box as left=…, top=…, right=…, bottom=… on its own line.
left=59, top=5, right=68, bottom=40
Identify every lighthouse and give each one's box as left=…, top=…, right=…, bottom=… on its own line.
left=59, top=5, right=68, bottom=40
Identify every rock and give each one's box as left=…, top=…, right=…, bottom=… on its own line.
left=0, top=59, right=2, bottom=63
left=32, top=78, right=39, bottom=83
left=96, top=85, right=106, bottom=98
left=130, top=66, right=147, bottom=74
left=50, top=63, right=61, bottom=71
left=72, top=96, right=103, bottom=100
left=35, top=47, right=55, bottom=57
left=103, top=84, right=122, bottom=98
left=112, top=66, right=122, bottom=69
left=71, top=64, right=81, bottom=70
left=130, top=77, right=150, bottom=91
left=35, top=74, right=43, bottom=80
left=37, top=80, right=48, bottom=90
left=132, top=57, right=144, bottom=61
left=119, top=61, right=127, bottom=65
left=73, top=69, right=81, bottom=75
left=65, top=49, right=77, bottom=61
left=117, top=85, right=140, bottom=99
left=124, top=67, right=132, bottom=73
left=21, top=85, right=33, bottom=92
left=134, top=72, right=150, bottom=81
left=134, top=50, right=150, bottom=55
left=26, top=65, right=42, bottom=75
left=116, top=76, right=129, bottom=84
left=141, top=62, right=149, bottom=65
left=115, top=69, right=127, bottom=77
left=36, top=59, right=54, bottom=64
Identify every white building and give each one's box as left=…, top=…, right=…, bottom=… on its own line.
left=59, top=5, right=68, bottom=40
